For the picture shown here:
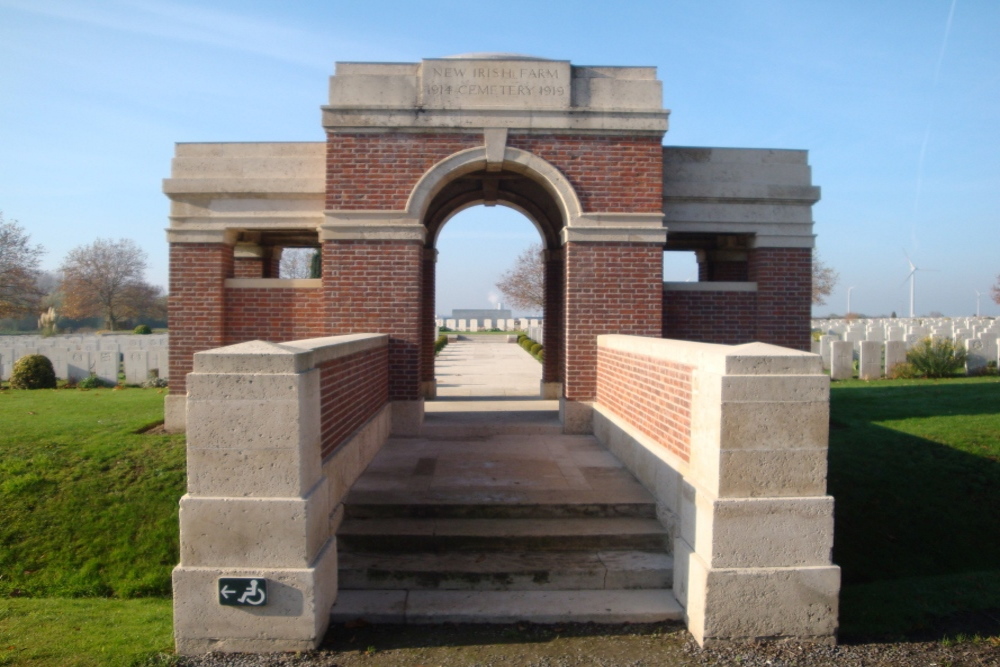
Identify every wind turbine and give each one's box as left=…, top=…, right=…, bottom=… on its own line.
left=902, top=251, right=937, bottom=318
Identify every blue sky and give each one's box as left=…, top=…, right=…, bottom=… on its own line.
left=1, top=0, right=997, bottom=318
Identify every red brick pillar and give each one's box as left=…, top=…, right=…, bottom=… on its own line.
left=322, top=239, right=424, bottom=432
left=167, top=242, right=234, bottom=396
left=748, top=246, right=812, bottom=351
left=420, top=248, right=437, bottom=398
left=542, top=248, right=564, bottom=395
left=563, top=241, right=664, bottom=430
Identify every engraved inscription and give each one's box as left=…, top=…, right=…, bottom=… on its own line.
left=422, top=60, right=569, bottom=108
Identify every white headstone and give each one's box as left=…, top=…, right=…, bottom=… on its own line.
left=124, top=350, right=149, bottom=384
left=94, top=350, right=120, bottom=385
left=858, top=341, right=882, bottom=380
left=830, top=341, right=854, bottom=380
left=884, top=341, right=907, bottom=377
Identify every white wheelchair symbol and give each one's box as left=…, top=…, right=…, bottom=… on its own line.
left=238, top=579, right=266, bottom=605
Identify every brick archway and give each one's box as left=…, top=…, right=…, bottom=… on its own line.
left=164, top=55, right=819, bottom=435
left=411, top=145, right=575, bottom=400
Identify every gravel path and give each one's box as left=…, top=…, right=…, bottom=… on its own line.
left=177, top=621, right=1000, bottom=666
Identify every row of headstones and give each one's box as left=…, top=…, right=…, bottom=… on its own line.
left=821, top=335, right=1000, bottom=381
left=437, top=318, right=542, bottom=332
left=0, top=334, right=169, bottom=384
left=813, top=317, right=1000, bottom=345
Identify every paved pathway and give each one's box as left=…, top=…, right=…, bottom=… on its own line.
left=425, top=337, right=559, bottom=432
left=433, top=336, right=544, bottom=397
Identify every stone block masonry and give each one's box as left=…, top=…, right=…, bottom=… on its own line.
left=592, top=335, right=838, bottom=646
left=174, top=334, right=390, bottom=654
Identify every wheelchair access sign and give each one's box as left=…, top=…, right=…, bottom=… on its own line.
left=218, top=578, right=268, bottom=606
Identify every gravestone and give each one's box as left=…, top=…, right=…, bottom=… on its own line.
left=830, top=341, right=854, bottom=380
left=884, top=341, right=907, bottom=376
left=858, top=341, right=882, bottom=380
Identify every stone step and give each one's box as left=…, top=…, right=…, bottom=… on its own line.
left=338, top=549, right=673, bottom=591
left=344, top=498, right=657, bottom=520
left=329, top=589, right=683, bottom=625
left=337, top=517, right=670, bottom=553
left=419, top=416, right=563, bottom=438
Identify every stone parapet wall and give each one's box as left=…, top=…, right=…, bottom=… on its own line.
left=174, top=334, right=390, bottom=654
left=592, top=335, right=838, bottom=646
left=596, top=343, right=693, bottom=462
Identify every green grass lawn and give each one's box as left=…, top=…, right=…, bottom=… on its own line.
left=828, top=376, right=1000, bottom=637
left=0, top=598, right=175, bottom=667
left=0, top=388, right=186, bottom=599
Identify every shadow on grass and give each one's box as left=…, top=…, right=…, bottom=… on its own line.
left=828, top=380, right=1000, bottom=639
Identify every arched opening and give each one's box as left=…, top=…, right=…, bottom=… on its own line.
left=435, top=205, right=542, bottom=320
left=415, top=157, right=569, bottom=401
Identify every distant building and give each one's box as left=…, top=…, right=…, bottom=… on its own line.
left=450, top=308, right=512, bottom=322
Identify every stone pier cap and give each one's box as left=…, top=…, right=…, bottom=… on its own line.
left=598, top=336, right=823, bottom=376
left=192, top=334, right=388, bottom=374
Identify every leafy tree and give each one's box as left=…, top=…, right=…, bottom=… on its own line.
left=812, top=251, right=839, bottom=306
left=0, top=212, right=45, bottom=318
left=59, top=238, right=162, bottom=331
left=496, top=244, right=544, bottom=311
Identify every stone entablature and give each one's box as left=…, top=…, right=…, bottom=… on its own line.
left=324, top=57, right=668, bottom=135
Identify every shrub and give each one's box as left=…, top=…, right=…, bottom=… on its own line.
left=10, top=354, right=57, bottom=389
left=434, top=334, right=448, bottom=355
left=530, top=343, right=543, bottom=356
left=887, top=362, right=918, bottom=380
left=77, top=373, right=112, bottom=389
left=905, top=337, right=968, bottom=379
left=133, top=324, right=152, bottom=335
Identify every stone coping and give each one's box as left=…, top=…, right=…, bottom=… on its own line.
left=193, top=334, right=387, bottom=374
left=663, top=282, right=757, bottom=292
left=597, top=335, right=821, bottom=376
left=225, top=278, right=322, bottom=289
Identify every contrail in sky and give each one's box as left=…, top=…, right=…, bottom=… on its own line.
left=913, top=0, right=959, bottom=244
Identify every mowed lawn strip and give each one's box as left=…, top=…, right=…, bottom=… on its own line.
left=0, top=388, right=186, bottom=598
left=0, top=598, right=174, bottom=667
left=828, top=376, right=1000, bottom=637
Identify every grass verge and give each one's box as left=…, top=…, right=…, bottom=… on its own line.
left=0, top=598, right=175, bottom=666
left=0, top=388, right=186, bottom=598
left=828, top=376, right=1000, bottom=637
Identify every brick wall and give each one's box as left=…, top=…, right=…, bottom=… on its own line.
left=564, top=242, right=663, bottom=401
left=596, top=345, right=693, bottom=462
left=224, top=288, right=326, bottom=344
left=508, top=135, right=663, bottom=212
left=233, top=258, right=264, bottom=278
left=168, top=243, right=233, bottom=395
left=322, top=240, right=423, bottom=401
left=420, top=250, right=436, bottom=385
left=318, top=346, right=389, bottom=459
left=663, top=289, right=758, bottom=345
left=542, top=248, right=564, bottom=384
left=326, top=133, right=480, bottom=210
left=749, top=247, right=812, bottom=351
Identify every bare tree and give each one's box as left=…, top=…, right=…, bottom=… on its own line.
left=496, top=244, right=544, bottom=311
left=0, top=212, right=45, bottom=318
left=992, top=274, right=1000, bottom=306
left=59, top=238, right=159, bottom=330
left=279, top=248, right=318, bottom=279
left=812, top=251, right=839, bottom=306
